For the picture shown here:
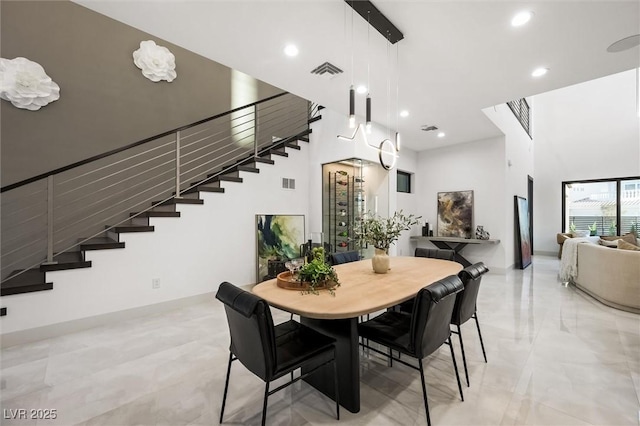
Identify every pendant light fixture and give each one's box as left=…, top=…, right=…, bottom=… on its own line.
left=365, top=10, right=372, bottom=133
left=348, top=2, right=356, bottom=128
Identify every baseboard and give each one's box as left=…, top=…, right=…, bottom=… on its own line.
left=1, top=292, right=214, bottom=348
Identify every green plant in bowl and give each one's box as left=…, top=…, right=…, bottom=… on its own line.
left=298, top=247, right=340, bottom=295
left=588, top=222, right=597, bottom=236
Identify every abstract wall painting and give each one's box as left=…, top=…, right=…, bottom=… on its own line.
left=255, top=214, right=305, bottom=282
left=437, top=190, right=474, bottom=239
left=514, top=196, right=532, bottom=269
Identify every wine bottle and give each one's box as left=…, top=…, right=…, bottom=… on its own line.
left=337, top=221, right=348, bottom=227
left=337, top=231, right=348, bottom=237
left=339, top=209, right=347, bottom=216
left=337, top=201, right=348, bottom=206
left=337, top=180, right=348, bottom=186
left=355, top=177, right=365, bottom=183
left=338, top=242, right=348, bottom=247
left=336, top=170, right=348, bottom=176
left=337, top=191, right=347, bottom=197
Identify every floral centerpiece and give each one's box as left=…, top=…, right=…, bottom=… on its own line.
left=354, top=210, right=421, bottom=273
left=297, top=247, right=340, bottom=295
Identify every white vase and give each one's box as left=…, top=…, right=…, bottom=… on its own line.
left=372, top=248, right=390, bottom=274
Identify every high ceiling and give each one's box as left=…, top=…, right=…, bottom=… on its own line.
left=74, top=0, right=640, bottom=152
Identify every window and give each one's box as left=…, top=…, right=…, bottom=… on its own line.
left=562, top=177, right=640, bottom=236
left=397, top=170, right=411, bottom=193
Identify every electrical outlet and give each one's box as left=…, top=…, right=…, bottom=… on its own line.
left=152, top=278, right=160, bottom=289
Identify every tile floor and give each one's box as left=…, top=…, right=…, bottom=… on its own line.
left=1, top=256, right=639, bottom=425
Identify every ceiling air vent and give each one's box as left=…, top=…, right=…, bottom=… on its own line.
left=311, top=62, right=343, bottom=79
left=421, top=125, right=439, bottom=132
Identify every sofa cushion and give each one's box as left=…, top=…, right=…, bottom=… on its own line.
left=618, top=240, right=640, bottom=251
left=601, top=233, right=638, bottom=246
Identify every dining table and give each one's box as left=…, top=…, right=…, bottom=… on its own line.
left=252, top=256, right=463, bottom=413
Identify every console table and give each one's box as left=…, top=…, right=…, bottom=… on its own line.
left=410, top=236, right=500, bottom=267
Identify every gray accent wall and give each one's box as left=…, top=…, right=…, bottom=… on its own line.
left=1, top=0, right=283, bottom=187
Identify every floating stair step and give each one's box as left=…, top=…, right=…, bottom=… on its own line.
left=268, top=150, right=288, bottom=157
left=308, top=115, right=322, bottom=124
left=154, top=198, right=204, bottom=206
left=109, top=225, right=154, bottom=233
left=1, top=307, right=6, bottom=316
left=184, top=186, right=225, bottom=194
left=40, top=251, right=91, bottom=272
left=232, top=165, right=260, bottom=173
left=298, top=136, right=310, bottom=143
left=250, top=157, right=275, bottom=165
left=80, top=237, right=125, bottom=251
left=1, top=269, right=53, bottom=296
left=285, top=142, right=301, bottom=150
left=318, top=105, right=325, bottom=110
left=212, top=175, right=243, bottom=183
left=130, top=211, right=181, bottom=218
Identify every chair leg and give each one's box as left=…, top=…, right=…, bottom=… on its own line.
left=220, top=352, right=233, bottom=424
left=457, top=324, right=470, bottom=387
left=388, top=347, right=393, bottom=367
left=333, top=349, right=340, bottom=420
left=474, top=312, right=488, bottom=363
left=261, top=382, right=270, bottom=426
left=448, top=337, right=464, bottom=402
left=418, top=358, right=431, bottom=426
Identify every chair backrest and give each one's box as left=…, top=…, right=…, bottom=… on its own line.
left=452, top=262, right=489, bottom=326
left=410, top=275, right=463, bottom=358
left=216, top=282, right=276, bottom=381
left=330, top=250, right=360, bottom=265
left=414, top=247, right=455, bottom=261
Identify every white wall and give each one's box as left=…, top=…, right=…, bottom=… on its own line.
left=483, top=102, right=535, bottom=267
left=415, top=136, right=507, bottom=270
left=1, top=147, right=310, bottom=334
left=533, top=69, right=640, bottom=254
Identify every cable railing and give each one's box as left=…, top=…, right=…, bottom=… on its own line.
left=2, top=93, right=320, bottom=281
left=506, top=98, right=531, bottom=138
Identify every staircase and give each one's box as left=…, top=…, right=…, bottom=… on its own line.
left=1, top=93, right=322, bottom=315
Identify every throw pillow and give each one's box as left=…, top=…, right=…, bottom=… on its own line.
left=601, top=233, right=638, bottom=246
left=618, top=240, right=640, bottom=251
left=598, top=238, right=619, bottom=247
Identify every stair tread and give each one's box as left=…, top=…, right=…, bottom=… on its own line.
left=80, top=237, right=125, bottom=250
left=110, top=225, right=154, bottom=233
left=154, top=198, right=204, bottom=206
left=41, top=252, right=92, bottom=272
left=131, top=211, right=181, bottom=218
left=285, top=142, right=301, bottom=150
left=234, top=165, right=260, bottom=173
left=1, top=269, right=53, bottom=296
left=251, top=157, right=275, bottom=165
left=213, top=175, right=243, bottom=182
left=191, top=186, right=225, bottom=193
left=268, top=150, right=288, bottom=157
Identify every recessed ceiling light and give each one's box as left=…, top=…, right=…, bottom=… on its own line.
left=511, top=11, right=533, bottom=27
left=531, top=67, right=549, bottom=77
left=399, top=110, right=409, bottom=117
left=284, top=44, right=298, bottom=57
left=437, top=132, right=445, bottom=138
left=356, top=85, right=367, bottom=94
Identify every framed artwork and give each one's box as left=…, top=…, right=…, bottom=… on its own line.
left=256, top=214, right=305, bottom=282
left=514, top=196, right=532, bottom=269
left=437, top=190, right=474, bottom=238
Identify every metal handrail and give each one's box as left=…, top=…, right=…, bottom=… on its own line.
left=2, top=93, right=318, bottom=281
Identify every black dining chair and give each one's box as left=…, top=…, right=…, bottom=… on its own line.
left=451, top=262, right=489, bottom=387
left=397, top=247, right=457, bottom=313
left=358, top=275, right=465, bottom=426
left=415, top=247, right=455, bottom=260
left=330, top=250, right=360, bottom=265
left=216, top=282, right=340, bottom=426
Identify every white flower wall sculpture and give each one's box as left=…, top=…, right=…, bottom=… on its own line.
left=133, top=40, right=177, bottom=82
left=0, top=57, right=61, bottom=111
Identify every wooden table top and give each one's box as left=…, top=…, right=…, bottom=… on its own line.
left=252, top=256, right=463, bottom=320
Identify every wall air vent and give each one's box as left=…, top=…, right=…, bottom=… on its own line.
left=310, top=62, right=343, bottom=79
left=282, top=178, right=296, bottom=190
left=421, top=125, right=439, bottom=132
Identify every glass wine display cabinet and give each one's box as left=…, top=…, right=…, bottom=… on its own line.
left=322, top=158, right=384, bottom=259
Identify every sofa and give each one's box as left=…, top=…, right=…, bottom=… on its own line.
left=574, top=242, right=640, bottom=313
